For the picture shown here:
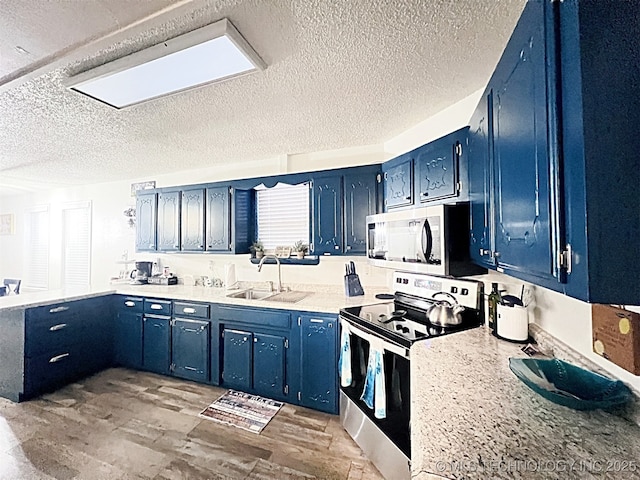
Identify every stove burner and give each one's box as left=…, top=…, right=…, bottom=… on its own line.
left=378, top=309, right=407, bottom=324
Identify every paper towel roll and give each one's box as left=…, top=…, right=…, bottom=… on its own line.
left=224, top=264, right=236, bottom=289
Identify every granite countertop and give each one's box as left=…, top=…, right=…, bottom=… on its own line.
left=411, top=327, right=640, bottom=479
left=0, top=283, right=387, bottom=315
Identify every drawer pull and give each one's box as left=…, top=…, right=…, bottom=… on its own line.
left=124, top=301, right=136, bottom=307
left=182, top=307, right=196, bottom=314
left=49, top=353, right=70, bottom=363
left=310, top=319, right=324, bottom=323
left=49, top=323, right=67, bottom=331
left=49, top=306, right=69, bottom=314
left=184, top=366, right=197, bottom=371
left=150, top=304, right=164, bottom=310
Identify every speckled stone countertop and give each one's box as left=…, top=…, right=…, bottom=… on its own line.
left=411, top=327, right=640, bottom=480
left=0, top=283, right=387, bottom=315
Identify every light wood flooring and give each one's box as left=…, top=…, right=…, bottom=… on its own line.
left=0, top=368, right=383, bottom=480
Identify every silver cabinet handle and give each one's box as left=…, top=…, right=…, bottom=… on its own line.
left=182, top=307, right=196, bottom=314
left=124, top=301, right=136, bottom=307
left=49, top=323, right=67, bottom=331
left=310, top=319, right=324, bottom=323
left=150, top=304, right=163, bottom=310
left=184, top=366, right=197, bottom=371
left=49, top=306, right=69, bottom=314
left=49, top=353, right=70, bottom=363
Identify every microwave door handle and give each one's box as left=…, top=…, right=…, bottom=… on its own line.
left=418, top=219, right=432, bottom=263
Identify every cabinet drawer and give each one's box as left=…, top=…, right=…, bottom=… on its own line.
left=144, top=299, right=172, bottom=316
left=24, top=345, right=83, bottom=396
left=173, top=301, right=210, bottom=319
left=25, top=317, right=84, bottom=357
left=118, top=296, right=144, bottom=313
left=218, top=306, right=290, bottom=329
left=26, top=302, right=82, bottom=323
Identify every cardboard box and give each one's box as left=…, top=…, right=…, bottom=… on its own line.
left=147, top=276, right=178, bottom=285
left=592, top=304, right=640, bottom=375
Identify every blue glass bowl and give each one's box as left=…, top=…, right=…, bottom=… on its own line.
left=509, top=357, right=633, bottom=411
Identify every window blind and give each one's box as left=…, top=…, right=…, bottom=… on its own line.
left=24, top=206, right=50, bottom=290
left=256, top=182, right=310, bottom=250
left=62, top=201, right=92, bottom=287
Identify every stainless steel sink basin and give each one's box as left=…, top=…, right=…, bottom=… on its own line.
left=226, top=289, right=275, bottom=300
left=263, top=291, right=309, bottom=304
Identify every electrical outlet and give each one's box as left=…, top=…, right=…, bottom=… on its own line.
left=209, top=260, right=215, bottom=272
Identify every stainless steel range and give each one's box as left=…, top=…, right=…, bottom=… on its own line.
left=339, top=272, right=484, bottom=480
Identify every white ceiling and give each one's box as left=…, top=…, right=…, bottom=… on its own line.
left=0, top=0, right=526, bottom=197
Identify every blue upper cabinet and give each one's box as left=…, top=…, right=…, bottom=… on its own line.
left=468, top=92, right=494, bottom=269
left=181, top=188, right=205, bottom=252
left=344, top=171, right=379, bottom=254
left=468, top=0, right=639, bottom=304
left=135, top=192, right=157, bottom=252
left=416, top=127, right=468, bottom=204
left=157, top=190, right=181, bottom=252
left=205, top=186, right=230, bottom=252
left=490, top=0, right=558, bottom=283
left=299, top=314, right=338, bottom=414
left=382, top=153, right=413, bottom=209
left=312, top=175, right=343, bottom=255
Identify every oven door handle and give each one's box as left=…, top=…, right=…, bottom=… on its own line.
left=340, top=318, right=409, bottom=359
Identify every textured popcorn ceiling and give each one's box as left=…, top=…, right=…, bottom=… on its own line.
left=0, top=0, right=526, bottom=196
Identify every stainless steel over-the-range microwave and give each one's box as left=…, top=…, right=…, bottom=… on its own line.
left=366, top=204, right=485, bottom=277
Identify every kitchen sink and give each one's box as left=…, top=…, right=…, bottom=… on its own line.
left=225, top=289, right=309, bottom=303
left=225, top=289, right=275, bottom=300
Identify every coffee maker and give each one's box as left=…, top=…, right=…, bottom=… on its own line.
left=130, top=261, right=153, bottom=285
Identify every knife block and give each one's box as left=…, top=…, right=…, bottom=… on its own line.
left=345, top=273, right=364, bottom=297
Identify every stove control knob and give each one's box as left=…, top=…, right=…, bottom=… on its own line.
left=402, top=327, right=410, bottom=334
left=395, top=324, right=403, bottom=331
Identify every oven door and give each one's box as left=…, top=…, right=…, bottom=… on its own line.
left=339, top=317, right=411, bottom=479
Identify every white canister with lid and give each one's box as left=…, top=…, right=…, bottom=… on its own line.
left=496, top=304, right=529, bottom=342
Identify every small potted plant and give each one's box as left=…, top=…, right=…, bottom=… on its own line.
left=293, top=240, right=309, bottom=259
left=250, top=240, right=265, bottom=259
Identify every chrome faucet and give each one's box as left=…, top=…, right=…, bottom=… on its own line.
left=257, top=254, right=282, bottom=293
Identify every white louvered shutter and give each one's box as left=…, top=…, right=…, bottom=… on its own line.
left=256, top=183, right=310, bottom=250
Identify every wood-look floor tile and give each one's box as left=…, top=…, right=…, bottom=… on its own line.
left=247, top=458, right=316, bottom=479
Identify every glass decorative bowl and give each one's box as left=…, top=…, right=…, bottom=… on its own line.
left=508, top=357, right=633, bottom=411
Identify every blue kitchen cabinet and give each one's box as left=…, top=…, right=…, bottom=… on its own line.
left=171, top=318, right=210, bottom=382
left=157, top=190, right=181, bottom=251
left=299, top=314, right=338, bottom=414
left=253, top=333, right=286, bottom=399
left=312, top=175, right=343, bottom=255
left=222, top=328, right=253, bottom=391
left=469, top=0, right=562, bottom=285
left=382, top=154, right=413, bottom=209
left=114, top=297, right=144, bottom=369
left=181, top=187, right=205, bottom=252
left=206, top=186, right=253, bottom=254
left=142, top=298, right=172, bottom=375
left=135, top=192, right=157, bottom=252
left=416, top=128, right=468, bottom=204
left=344, top=170, right=379, bottom=254
left=468, top=92, right=495, bottom=268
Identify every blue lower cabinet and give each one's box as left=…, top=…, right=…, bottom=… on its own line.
left=222, top=328, right=253, bottom=391
left=143, top=315, right=171, bottom=375
left=299, top=314, right=338, bottom=414
left=171, top=319, right=210, bottom=382
left=253, top=333, right=286, bottom=399
left=115, top=310, right=143, bottom=369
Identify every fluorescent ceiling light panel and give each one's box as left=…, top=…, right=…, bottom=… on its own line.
left=65, top=18, right=265, bottom=109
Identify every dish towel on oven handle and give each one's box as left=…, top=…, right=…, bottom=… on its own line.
left=339, top=321, right=352, bottom=387
left=360, top=338, right=386, bottom=419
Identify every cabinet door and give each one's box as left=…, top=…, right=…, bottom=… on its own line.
left=253, top=333, right=286, bottom=399
left=491, top=0, right=556, bottom=281
left=299, top=315, right=338, bottom=413
left=383, top=155, right=413, bottom=209
left=416, top=138, right=458, bottom=203
left=206, top=187, right=231, bottom=252
left=181, top=188, right=205, bottom=252
left=135, top=192, right=157, bottom=252
left=143, top=315, right=171, bottom=375
left=344, top=172, right=378, bottom=254
left=157, top=191, right=181, bottom=251
left=312, top=176, right=342, bottom=255
left=172, top=319, right=210, bottom=382
left=115, top=311, right=143, bottom=369
left=222, top=328, right=252, bottom=391
left=468, top=92, right=496, bottom=268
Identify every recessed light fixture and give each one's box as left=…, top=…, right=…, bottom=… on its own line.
left=64, top=18, right=265, bottom=109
